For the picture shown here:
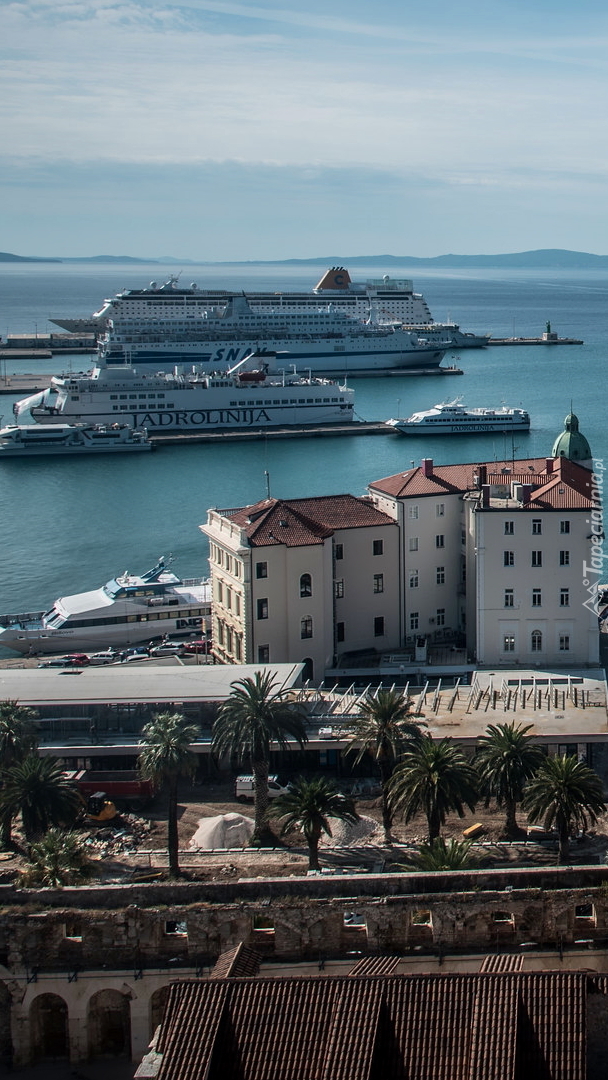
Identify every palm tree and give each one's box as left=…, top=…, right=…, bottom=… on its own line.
left=345, top=688, right=425, bottom=843
left=523, top=754, right=606, bottom=864
left=0, top=755, right=81, bottom=842
left=212, top=671, right=308, bottom=843
left=388, top=735, right=478, bottom=842
left=271, top=776, right=358, bottom=870
left=138, top=711, right=199, bottom=878
left=399, top=836, right=476, bottom=872
left=475, top=722, right=545, bottom=839
left=0, top=701, right=39, bottom=848
left=22, top=827, right=93, bottom=887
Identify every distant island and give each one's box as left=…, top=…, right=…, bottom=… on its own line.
left=3, top=248, right=608, bottom=269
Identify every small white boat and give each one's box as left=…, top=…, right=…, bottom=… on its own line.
left=386, top=399, right=530, bottom=435
left=0, top=422, right=152, bottom=455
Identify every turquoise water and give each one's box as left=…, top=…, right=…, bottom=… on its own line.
left=0, top=262, right=606, bottom=623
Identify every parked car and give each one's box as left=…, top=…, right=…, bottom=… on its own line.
left=38, top=656, right=73, bottom=668
left=180, top=639, right=213, bottom=655
left=38, top=653, right=90, bottom=668
left=120, top=647, right=150, bottom=663
left=149, top=642, right=184, bottom=657
left=234, top=775, right=291, bottom=802
left=88, top=650, right=120, bottom=665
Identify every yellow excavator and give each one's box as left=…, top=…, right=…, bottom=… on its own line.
left=82, top=791, right=117, bottom=823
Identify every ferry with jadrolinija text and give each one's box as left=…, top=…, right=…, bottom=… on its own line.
left=14, top=356, right=356, bottom=433
left=95, top=294, right=448, bottom=376
left=0, top=558, right=210, bottom=655
left=385, top=399, right=530, bottom=435
left=0, top=422, right=151, bottom=456
left=50, top=267, right=489, bottom=350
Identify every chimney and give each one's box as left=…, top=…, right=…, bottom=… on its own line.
left=546, top=458, right=554, bottom=475
left=421, top=458, right=433, bottom=477
left=472, top=464, right=487, bottom=489
left=481, top=484, right=491, bottom=507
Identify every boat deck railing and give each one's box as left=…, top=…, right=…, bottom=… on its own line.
left=0, top=610, right=45, bottom=627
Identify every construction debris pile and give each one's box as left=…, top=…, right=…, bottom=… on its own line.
left=83, top=813, right=153, bottom=857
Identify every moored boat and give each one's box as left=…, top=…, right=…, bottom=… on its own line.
left=386, top=399, right=530, bottom=435
left=0, top=422, right=151, bottom=455
left=0, top=558, right=211, bottom=654
left=13, top=357, right=357, bottom=432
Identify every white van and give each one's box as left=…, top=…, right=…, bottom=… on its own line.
left=234, top=775, right=290, bottom=802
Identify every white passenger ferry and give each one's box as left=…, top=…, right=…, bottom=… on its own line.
left=0, top=558, right=211, bottom=654
left=0, top=422, right=151, bottom=456
left=14, top=358, right=356, bottom=432
left=96, top=295, right=447, bottom=375
left=386, top=400, right=530, bottom=435
left=51, top=267, right=488, bottom=350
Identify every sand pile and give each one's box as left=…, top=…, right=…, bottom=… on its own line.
left=320, top=814, right=379, bottom=848
left=190, top=812, right=254, bottom=850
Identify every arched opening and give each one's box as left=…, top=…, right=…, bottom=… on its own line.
left=302, top=657, right=314, bottom=682
left=0, top=981, right=12, bottom=1066
left=150, top=985, right=171, bottom=1039
left=531, top=629, right=542, bottom=653
left=299, top=573, right=312, bottom=598
left=30, top=993, right=69, bottom=1060
left=87, top=989, right=131, bottom=1059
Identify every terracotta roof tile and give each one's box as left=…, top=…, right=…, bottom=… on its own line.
left=370, top=456, right=594, bottom=508
left=155, top=972, right=589, bottom=1080
left=210, top=943, right=262, bottom=979
left=224, top=495, right=395, bottom=548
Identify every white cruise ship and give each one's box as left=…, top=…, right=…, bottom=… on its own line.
left=50, top=267, right=489, bottom=349
left=0, top=558, right=211, bottom=654
left=96, top=295, right=447, bottom=375
left=14, top=359, right=356, bottom=432
left=386, top=399, right=530, bottom=435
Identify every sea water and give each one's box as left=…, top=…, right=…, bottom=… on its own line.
left=0, top=261, right=606, bottom=624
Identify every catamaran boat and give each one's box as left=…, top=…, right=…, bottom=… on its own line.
left=14, top=355, right=357, bottom=432
left=50, top=267, right=489, bottom=350
left=386, top=399, right=530, bottom=435
left=0, top=422, right=151, bottom=455
left=0, top=558, right=211, bottom=654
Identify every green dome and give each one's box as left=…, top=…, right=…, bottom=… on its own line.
left=551, top=412, right=591, bottom=463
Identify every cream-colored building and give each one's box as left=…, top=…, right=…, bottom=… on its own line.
left=369, top=421, right=600, bottom=668
left=202, top=495, right=400, bottom=681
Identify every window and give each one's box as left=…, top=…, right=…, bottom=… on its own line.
left=560, top=520, right=570, bottom=534
left=334, top=543, right=344, bottom=560
left=373, top=573, right=384, bottom=594
left=408, top=537, right=419, bottom=552
left=335, top=579, right=344, bottom=599
left=225, top=587, right=232, bottom=610
left=257, top=598, right=268, bottom=620
left=436, top=566, right=445, bottom=585
left=301, top=616, right=313, bottom=639
left=410, top=612, right=419, bottom=631
left=560, top=588, right=570, bottom=607
left=504, top=521, right=514, bottom=535
left=503, top=635, right=515, bottom=652
left=408, top=505, right=419, bottom=520
left=165, top=920, right=187, bottom=937
left=531, top=551, right=542, bottom=567
left=256, top=561, right=268, bottom=579
left=300, top=573, right=312, bottom=598
left=336, top=622, right=345, bottom=643
left=560, top=550, right=570, bottom=566
left=559, top=635, right=570, bottom=651
left=372, top=539, right=383, bottom=556
left=436, top=608, right=445, bottom=626
left=235, top=636, right=242, bottom=661
left=532, top=588, right=542, bottom=607
left=435, top=534, right=445, bottom=549
left=436, top=503, right=445, bottom=517
left=461, top=529, right=466, bottom=545
left=504, top=589, right=514, bottom=607
left=531, top=629, right=542, bottom=652
left=374, top=616, right=385, bottom=637
left=217, top=581, right=223, bottom=603
left=504, top=551, right=514, bottom=566
left=258, top=644, right=269, bottom=663
left=532, top=519, right=542, bottom=535
left=409, top=570, right=419, bottom=589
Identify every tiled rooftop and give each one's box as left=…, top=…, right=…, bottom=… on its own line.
left=155, top=971, right=592, bottom=1079
left=224, top=495, right=395, bottom=547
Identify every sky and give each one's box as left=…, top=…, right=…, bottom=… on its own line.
left=2, top=0, right=608, bottom=260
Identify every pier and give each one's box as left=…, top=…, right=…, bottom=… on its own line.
left=487, top=336, right=583, bottom=346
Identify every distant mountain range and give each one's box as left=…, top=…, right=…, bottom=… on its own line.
left=3, top=248, right=608, bottom=268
